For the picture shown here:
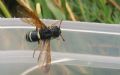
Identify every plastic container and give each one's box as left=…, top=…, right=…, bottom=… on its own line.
left=0, top=18, right=120, bottom=75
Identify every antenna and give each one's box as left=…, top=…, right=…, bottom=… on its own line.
left=58, top=19, right=65, bottom=41
left=59, top=19, right=63, bottom=28
left=60, top=34, right=65, bottom=41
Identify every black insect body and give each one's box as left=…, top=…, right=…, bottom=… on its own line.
left=16, top=0, right=65, bottom=73
left=26, top=26, right=61, bottom=42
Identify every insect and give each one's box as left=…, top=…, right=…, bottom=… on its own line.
left=16, top=0, right=64, bottom=73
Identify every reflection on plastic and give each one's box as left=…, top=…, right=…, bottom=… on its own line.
left=21, top=58, right=75, bottom=75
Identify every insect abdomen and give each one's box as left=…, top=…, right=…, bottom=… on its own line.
left=26, top=26, right=61, bottom=42
left=26, top=29, right=52, bottom=42
left=26, top=31, right=40, bottom=42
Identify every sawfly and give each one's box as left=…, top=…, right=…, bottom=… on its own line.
left=17, top=0, right=64, bottom=73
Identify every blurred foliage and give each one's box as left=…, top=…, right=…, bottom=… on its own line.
left=0, top=0, right=120, bottom=23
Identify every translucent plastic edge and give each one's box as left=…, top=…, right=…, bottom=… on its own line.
left=0, top=26, right=120, bottom=35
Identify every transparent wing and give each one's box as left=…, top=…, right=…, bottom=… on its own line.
left=45, top=40, right=51, bottom=72
left=21, top=18, right=35, bottom=26
left=38, top=40, right=51, bottom=73
left=16, top=0, right=47, bottom=30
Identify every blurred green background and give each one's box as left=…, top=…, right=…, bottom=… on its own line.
left=0, top=0, right=120, bottom=23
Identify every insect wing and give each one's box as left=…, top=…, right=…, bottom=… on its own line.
left=38, top=40, right=51, bottom=73
left=16, top=0, right=47, bottom=29
left=44, top=40, right=51, bottom=73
